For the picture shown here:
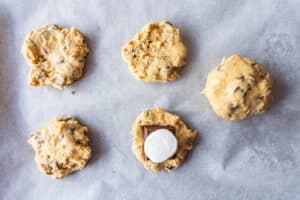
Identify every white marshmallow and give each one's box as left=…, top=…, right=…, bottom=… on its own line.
left=144, top=129, right=178, bottom=163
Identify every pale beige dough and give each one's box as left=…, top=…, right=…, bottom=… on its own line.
left=21, top=24, right=89, bottom=89
left=122, top=21, right=187, bottom=82
left=28, top=117, right=91, bottom=179
left=202, top=54, right=273, bottom=120
left=131, top=108, right=198, bottom=172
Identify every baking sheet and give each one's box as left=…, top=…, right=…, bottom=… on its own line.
left=1, top=0, right=300, bottom=199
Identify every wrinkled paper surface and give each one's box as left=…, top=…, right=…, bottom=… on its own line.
left=1, top=0, right=300, bottom=199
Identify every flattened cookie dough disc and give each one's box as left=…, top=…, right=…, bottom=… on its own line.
left=202, top=54, right=273, bottom=120
left=28, top=117, right=92, bottom=179
left=131, top=108, right=198, bottom=172
left=21, top=24, right=89, bottom=89
left=122, top=21, right=187, bottom=82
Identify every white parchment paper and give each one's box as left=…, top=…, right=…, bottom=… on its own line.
left=1, top=0, right=300, bottom=199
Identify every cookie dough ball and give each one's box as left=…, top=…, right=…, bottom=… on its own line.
left=131, top=108, right=197, bottom=172
left=202, top=54, right=273, bottom=120
left=21, top=24, right=89, bottom=89
left=28, top=117, right=91, bottom=179
left=122, top=21, right=187, bottom=82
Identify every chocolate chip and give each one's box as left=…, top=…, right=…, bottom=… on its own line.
left=245, top=84, right=252, bottom=93
left=165, top=21, right=173, bottom=26
left=39, top=55, right=46, bottom=62
left=42, top=49, right=48, bottom=55
left=234, top=84, right=252, bottom=96
left=63, top=117, right=73, bottom=121
left=57, top=58, right=65, bottom=64
left=159, top=55, right=169, bottom=60
left=71, top=67, right=81, bottom=79
left=67, top=126, right=75, bottom=134
left=185, top=138, right=195, bottom=144
left=165, top=166, right=175, bottom=171
left=145, top=111, right=150, bottom=117
left=234, top=86, right=240, bottom=93
left=29, top=39, right=35, bottom=45
left=75, top=140, right=82, bottom=145
left=237, top=75, right=245, bottom=81
left=260, top=73, right=266, bottom=79
left=32, top=133, right=44, bottom=144
left=256, top=95, right=264, bottom=101
left=71, top=163, right=78, bottom=168
left=229, top=103, right=239, bottom=113
left=228, top=103, right=239, bottom=118
left=251, top=63, right=258, bottom=68
left=54, top=162, right=61, bottom=169
left=60, top=134, right=65, bottom=141
left=41, top=30, right=49, bottom=37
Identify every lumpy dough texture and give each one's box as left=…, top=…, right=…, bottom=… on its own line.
left=203, top=54, right=273, bottom=120
left=22, top=24, right=89, bottom=89
left=122, top=21, right=187, bottom=82
left=131, top=108, right=197, bottom=172
left=28, top=117, right=91, bottom=179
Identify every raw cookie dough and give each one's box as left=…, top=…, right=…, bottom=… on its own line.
left=21, top=24, right=89, bottom=89
left=202, top=54, right=273, bottom=120
left=122, top=21, right=187, bottom=82
left=131, top=108, right=198, bottom=172
left=28, top=117, right=91, bottom=179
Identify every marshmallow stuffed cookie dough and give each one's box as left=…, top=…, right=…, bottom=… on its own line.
left=131, top=108, right=198, bottom=172
left=122, top=21, right=187, bottom=82
left=202, top=54, right=273, bottom=120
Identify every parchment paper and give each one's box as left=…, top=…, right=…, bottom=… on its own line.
left=1, top=0, right=300, bottom=199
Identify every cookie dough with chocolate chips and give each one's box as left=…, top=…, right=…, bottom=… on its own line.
left=21, top=24, right=89, bottom=89
left=131, top=108, right=198, bottom=172
left=28, top=117, right=91, bottom=179
left=122, top=21, right=187, bottom=82
left=202, top=54, right=273, bottom=120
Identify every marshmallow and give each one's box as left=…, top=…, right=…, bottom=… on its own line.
left=144, top=129, right=178, bottom=163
